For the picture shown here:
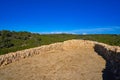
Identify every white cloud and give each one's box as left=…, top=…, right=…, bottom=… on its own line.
left=71, top=27, right=112, bottom=33
left=82, top=33, right=87, bottom=35
left=69, top=26, right=120, bottom=34
left=37, top=31, right=76, bottom=34
left=34, top=26, right=120, bottom=34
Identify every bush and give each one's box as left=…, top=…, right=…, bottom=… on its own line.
left=0, top=30, right=120, bottom=55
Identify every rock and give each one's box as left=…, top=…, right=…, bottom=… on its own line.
left=0, top=39, right=120, bottom=79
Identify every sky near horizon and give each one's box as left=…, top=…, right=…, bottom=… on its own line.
left=0, top=0, right=120, bottom=34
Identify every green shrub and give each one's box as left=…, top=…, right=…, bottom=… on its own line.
left=0, top=30, right=120, bottom=55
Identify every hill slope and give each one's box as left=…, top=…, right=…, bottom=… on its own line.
left=0, top=30, right=120, bottom=55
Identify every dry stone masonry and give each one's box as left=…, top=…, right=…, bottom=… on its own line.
left=0, top=39, right=120, bottom=79
left=94, top=43, right=120, bottom=80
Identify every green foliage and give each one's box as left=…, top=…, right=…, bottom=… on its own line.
left=0, top=30, right=120, bottom=55
left=0, top=30, right=14, bottom=48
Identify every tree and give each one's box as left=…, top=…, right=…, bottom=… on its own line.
left=0, top=30, right=14, bottom=48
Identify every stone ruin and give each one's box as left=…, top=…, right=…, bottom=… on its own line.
left=0, top=39, right=120, bottom=79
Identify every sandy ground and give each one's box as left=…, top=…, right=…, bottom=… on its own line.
left=0, top=47, right=105, bottom=80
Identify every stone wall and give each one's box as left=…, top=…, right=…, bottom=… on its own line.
left=94, top=43, right=120, bottom=80
left=0, top=39, right=95, bottom=67
left=0, top=42, right=63, bottom=67
left=0, top=39, right=120, bottom=79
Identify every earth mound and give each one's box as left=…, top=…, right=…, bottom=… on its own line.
left=0, top=39, right=120, bottom=80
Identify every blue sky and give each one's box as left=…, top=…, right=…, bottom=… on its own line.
left=0, top=0, right=120, bottom=34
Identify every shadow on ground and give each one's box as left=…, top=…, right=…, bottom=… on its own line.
left=102, top=61, right=115, bottom=80
left=94, top=44, right=120, bottom=80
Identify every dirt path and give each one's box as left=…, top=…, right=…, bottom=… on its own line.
left=0, top=47, right=105, bottom=80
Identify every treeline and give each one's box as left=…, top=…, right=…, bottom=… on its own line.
left=0, top=30, right=120, bottom=55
